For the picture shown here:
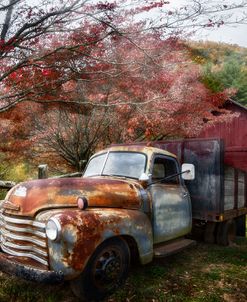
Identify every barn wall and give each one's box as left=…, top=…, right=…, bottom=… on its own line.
left=198, top=101, right=247, bottom=172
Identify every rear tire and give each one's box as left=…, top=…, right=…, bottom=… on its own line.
left=70, top=237, right=130, bottom=301
left=216, top=219, right=236, bottom=246
left=204, top=222, right=216, bottom=244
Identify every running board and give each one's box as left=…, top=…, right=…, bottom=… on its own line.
left=154, top=238, right=196, bottom=258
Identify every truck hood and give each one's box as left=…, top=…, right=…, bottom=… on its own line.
left=3, top=177, right=143, bottom=217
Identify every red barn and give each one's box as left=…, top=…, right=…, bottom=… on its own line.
left=198, top=99, right=247, bottom=235
left=198, top=99, right=247, bottom=173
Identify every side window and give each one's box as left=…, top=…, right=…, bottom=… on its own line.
left=152, top=156, right=179, bottom=184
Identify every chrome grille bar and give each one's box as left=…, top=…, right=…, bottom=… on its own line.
left=1, top=228, right=47, bottom=248
left=3, top=240, right=47, bottom=257
left=3, top=224, right=46, bottom=238
left=0, top=212, right=48, bottom=267
left=0, top=213, right=45, bottom=228
left=1, top=245, right=48, bottom=266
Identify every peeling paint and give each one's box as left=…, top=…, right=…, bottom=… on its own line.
left=36, top=208, right=153, bottom=279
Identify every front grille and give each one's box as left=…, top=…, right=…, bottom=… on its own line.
left=0, top=212, right=49, bottom=267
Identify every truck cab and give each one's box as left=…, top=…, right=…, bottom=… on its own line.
left=84, top=145, right=193, bottom=243
left=0, top=145, right=194, bottom=301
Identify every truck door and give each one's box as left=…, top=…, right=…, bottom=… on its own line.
left=149, top=155, right=192, bottom=244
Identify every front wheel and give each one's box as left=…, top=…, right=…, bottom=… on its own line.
left=70, top=237, right=130, bottom=301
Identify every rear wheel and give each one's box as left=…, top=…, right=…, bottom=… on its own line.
left=70, top=237, right=130, bottom=301
left=204, top=222, right=216, bottom=244
left=216, top=219, right=236, bottom=246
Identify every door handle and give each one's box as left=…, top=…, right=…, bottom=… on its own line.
left=182, top=192, right=188, bottom=197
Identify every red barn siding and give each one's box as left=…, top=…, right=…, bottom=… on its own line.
left=198, top=100, right=247, bottom=172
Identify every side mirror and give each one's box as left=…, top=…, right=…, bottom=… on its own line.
left=139, top=173, right=150, bottom=181
left=181, top=164, right=195, bottom=180
left=139, top=173, right=151, bottom=188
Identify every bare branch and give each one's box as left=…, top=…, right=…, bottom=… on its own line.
left=1, top=0, right=16, bottom=40
left=0, top=0, right=20, bottom=12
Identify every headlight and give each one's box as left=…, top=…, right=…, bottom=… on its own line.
left=45, top=217, right=61, bottom=241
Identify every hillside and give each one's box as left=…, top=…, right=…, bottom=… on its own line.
left=188, top=41, right=247, bottom=106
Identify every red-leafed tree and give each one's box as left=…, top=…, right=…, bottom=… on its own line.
left=0, top=29, right=236, bottom=169
left=0, top=0, right=244, bottom=169
left=0, top=0, right=247, bottom=113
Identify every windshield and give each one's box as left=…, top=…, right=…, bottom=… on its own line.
left=83, top=152, right=146, bottom=179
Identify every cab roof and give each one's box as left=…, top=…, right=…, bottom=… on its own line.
left=93, top=144, right=177, bottom=159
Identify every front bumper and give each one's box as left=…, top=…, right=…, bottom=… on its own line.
left=0, top=252, right=64, bottom=284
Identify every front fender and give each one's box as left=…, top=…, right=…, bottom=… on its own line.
left=38, top=208, right=153, bottom=280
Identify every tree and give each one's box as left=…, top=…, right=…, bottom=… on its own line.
left=0, top=30, right=236, bottom=169
left=33, top=104, right=117, bottom=170
left=0, top=0, right=247, bottom=113
left=203, top=58, right=247, bottom=106
left=0, top=0, right=115, bottom=112
left=190, top=41, right=247, bottom=106
left=0, top=1, right=244, bottom=169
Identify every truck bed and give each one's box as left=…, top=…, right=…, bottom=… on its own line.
left=153, top=138, right=247, bottom=222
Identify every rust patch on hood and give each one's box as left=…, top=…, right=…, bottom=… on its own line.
left=4, top=177, right=142, bottom=217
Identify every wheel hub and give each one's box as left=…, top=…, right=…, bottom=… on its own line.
left=103, top=256, right=121, bottom=281
left=95, top=251, right=122, bottom=285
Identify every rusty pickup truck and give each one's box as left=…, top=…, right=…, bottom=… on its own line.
left=0, top=141, right=246, bottom=301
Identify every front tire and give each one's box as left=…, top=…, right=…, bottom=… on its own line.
left=70, top=237, right=130, bottom=301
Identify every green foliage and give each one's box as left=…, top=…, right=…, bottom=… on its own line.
left=202, top=57, right=247, bottom=105
left=189, top=41, right=247, bottom=106
left=4, top=162, right=31, bottom=183
left=0, top=190, right=6, bottom=199
left=0, top=156, right=33, bottom=199
left=202, top=64, right=224, bottom=92
left=0, top=152, right=35, bottom=184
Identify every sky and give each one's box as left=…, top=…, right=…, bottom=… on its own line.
left=169, top=0, right=247, bottom=47
left=194, top=24, right=247, bottom=47
left=0, top=0, right=247, bottom=47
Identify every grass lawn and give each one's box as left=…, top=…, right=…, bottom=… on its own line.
left=0, top=238, right=246, bottom=302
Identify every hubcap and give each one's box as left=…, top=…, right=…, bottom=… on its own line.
left=103, top=256, right=121, bottom=280
left=94, top=250, right=122, bottom=287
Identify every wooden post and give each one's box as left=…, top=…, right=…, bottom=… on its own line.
left=38, top=164, right=48, bottom=179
